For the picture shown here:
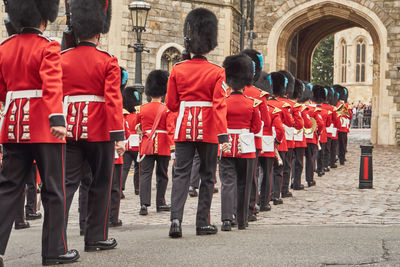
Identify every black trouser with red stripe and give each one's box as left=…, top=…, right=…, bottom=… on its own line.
left=219, top=157, right=255, bottom=228
left=189, top=151, right=201, bottom=189
left=330, top=138, right=338, bottom=167
left=65, top=141, right=114, bottom=243
left=0, top=143, right=67, bottom=257
left=15, top=163, right=38, bottom=224
left=293, top=147, right=305, bottom=187
left=305, top=143, right=317, bottom=182
left=272, top=151, right=286, bottom=199
left=140, top=155, right=170, bottom=207
left=258, top=157, right=274, bottom=206
left=110, top=164, right=122, bottom=223
left=121, top=151, right=139, bottom=191
left=323, top=138, right=332, bottom=168
left=171, top=142, right=218, bottom=227
left=78, top=162, right=92, bottom=233
left=317, top=142, right=327, bottom=172
left=338, top=132, right=347, bottom=164
left=282, top=148, right=293, bottom=194
left=249, top=150, right=260, bottom=215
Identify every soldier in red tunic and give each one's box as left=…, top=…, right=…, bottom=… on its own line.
left=136, top=70, right=174, bottom=216
left=219, top=54, right=262, bottom=231
left=334, top=85, right=352, bottom=165
left=166, top=8, right=229, bottom=238
left=0, top=0, right=79, bottom=265
left=267, top=72, right=294, bottom=205
left=121, top=86, right=141, bottom=196
left=312, top=85, right=330, bottom=177
left=62, top=0, right=125, bottom=252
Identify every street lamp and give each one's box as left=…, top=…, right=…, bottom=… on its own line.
left=128, top=1, right=151, bottom=101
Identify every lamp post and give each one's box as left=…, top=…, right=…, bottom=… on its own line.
left=128, top=1, right=151, bottom=102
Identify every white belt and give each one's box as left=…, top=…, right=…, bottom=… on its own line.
left=227, top=128, right=250, bottom=134
left=1, top=90, right=42, bottom=133
left=145, top=130, right=167, bottom=134
left=63, top=95, right=105, bottom=115
left=174, top=101, right=213, bottom=139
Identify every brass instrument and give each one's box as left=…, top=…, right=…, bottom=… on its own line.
left=336, top=103, right=350, bottom=117
left=304, top=118, right=317, bottom=135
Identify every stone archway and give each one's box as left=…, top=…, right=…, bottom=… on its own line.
left=263, top=0, right=394, bottom=145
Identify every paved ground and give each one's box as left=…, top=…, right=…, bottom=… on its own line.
left=4, top=128, right=400, bottom=266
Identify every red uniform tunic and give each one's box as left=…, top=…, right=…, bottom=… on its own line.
left=243, top=85, right=271, bottom=151
left=222, top=92, right=262, bottom=159
left=259, top=106, right=285, bottom=158
left=305, top=105, right=325, bottom=145
left=136, top=101, right=175, bottom=156
left=294, top=105, right=313, bottom=148
left=124, top=110, right=139, bottom=152
left=115, top=119, right=131, bottom=164
left=314, top=105, right=329, bottom=144
left=279, top=98, right=304, bottom=149
left=321, top=103, right=340, bottom=140
left=0, top=29, right=66, bottom=144
left=267, top=98, right=294, bottom=152
left=166, top=56, right=227, bottom=144
left=336, top=101, right=352, bottom=133
left=61, top=42, right=124, bottom=142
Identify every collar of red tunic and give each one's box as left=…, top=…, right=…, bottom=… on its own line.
left=230, top=91, right=243, bottom=95
left=192, top=55, right=207, bottom=60
left=21, top=28, right=42, bottom=35
left=78, top=42, right=97, bottom=48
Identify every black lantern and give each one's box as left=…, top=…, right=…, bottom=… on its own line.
left=128, top=1, right=151, bottom=102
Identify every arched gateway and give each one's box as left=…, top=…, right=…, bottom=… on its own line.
left=253, top=0, right=399, bottom=146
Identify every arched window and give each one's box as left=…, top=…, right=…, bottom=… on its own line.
left=356, top=38, right=366, bottom=82
left=339, top=40, right=347, bottom=83
left=160, top=47, right=181, bottom=73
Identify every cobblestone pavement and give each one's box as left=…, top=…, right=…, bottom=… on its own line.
left=30, top=129, right=400, bottom=230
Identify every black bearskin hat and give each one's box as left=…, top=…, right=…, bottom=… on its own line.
left=270, top=72, right=286, bottom=97
left=71, top=0, right=112, bottom=40
left=254, top=71, right=272, bottom=94
left=293, top=79, right=304, bottom=100
left=325, top=86, right=333, bottom=104
left=298, top=82, right=313, bottom=103
left=312, top=85, right=327, bottom=104
left=241, top=49, right=263, bottom=82
left=145, top=70, right=169, bottom=98
left=278, top=70, right=295, bottom=98
left=122, top=86, right=140, bottom=113
left=8, top=0, right=60, bottom=28
left=223, top=54, right=253, bottom=90
left=120, top=67, right=128, bottom=92
left=328, top=87, right=338, bottom=106
left=183, top=8, right=218, bottom=55
left=333, top=84, right=348, bottom=102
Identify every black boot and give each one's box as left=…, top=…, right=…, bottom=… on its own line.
left=196, top=225, right=218, bottom=235
left=221, top=220, right=231, bottom=231
left=157, top=204, right=171, bottom=212
left=85, top=238, right=118, bottom=252
left=15, top=221, right=30, bottom=230
left=42, top=249, right=80, bottom=265
left=26, top=212, right=42, bottom=220
left=169, top=219, right=182, bottom=238
left=139, top=205, right=148, bottom=215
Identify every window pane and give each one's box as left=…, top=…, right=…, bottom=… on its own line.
left=361, top=44, right=366, bottom=63
left=356, top=44, right=360, bottom=63
left=344, top=66, right=346, bottom=82
left=356, top=65, right=360, bottom=82
left=361, top=65, right=365, bottom=82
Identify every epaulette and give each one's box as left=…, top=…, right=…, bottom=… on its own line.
left=61, top=47, right=75, bottom=54
left=301, top=105, right=307, bottom=112
left=282, top=102, right=291, bottom=108
left=259, top=90, right=269, bottom=98
left=96, top=47, right=114, bottom=57
left=252, top=98, right=262, bottom=108
left=123, top=109, right=130, bottom=115
left=222, top=81, right=229, bottom=94
left=0, top=34, right=18, bottom=46
left=38, top=35, right=54, bottom=42
left=135, top=105, right=141, bottom=113
left=294, top=103, right=302, bottom=108
left=328, top=111, right=332, bottom=115
left=174, top=60, right=189, bottom=66
left=272, top=107, right=281, bottom=114
left=314, top=108, right=321, bottom=112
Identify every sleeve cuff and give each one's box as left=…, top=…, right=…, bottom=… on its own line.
left=49, top=114, right=66, bottom=127
left=110, top=130, right=125, bottom=142
left=217, top=133, right=229, bottom=144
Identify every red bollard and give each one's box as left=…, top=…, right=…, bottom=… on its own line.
left=359, top=145, right=373, bottom=189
